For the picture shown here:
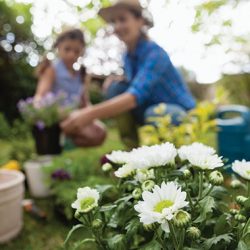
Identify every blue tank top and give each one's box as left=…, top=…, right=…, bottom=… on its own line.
left=52, top=59, right=84, bottom=105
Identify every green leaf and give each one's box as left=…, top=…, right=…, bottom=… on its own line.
left=107, top=234, right=127, bottom=250
left=242, top=218, right=250, bottom=239
left=203, top=234, right=233, bottom=249
left=73, top=238, right=95, bottom=250
left=194, top=196, right=215, bottom=223
left=214, top=214, right=231, bottom=235
left=64, top=224, right=85, bottom=246
left=237, top=241, right=249, bottom=250
left=95, top=184, right=114, bottom=194
left=125, top=217, right=141, bottom=240
left=115, top=195, right=133, bottom=204
left=99, top=204, right=117, bottom=212
left=140, top=240, right=162, bottom=250
left=183, top=248, right=200, bottom=250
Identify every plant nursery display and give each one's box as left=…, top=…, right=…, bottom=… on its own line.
left=65, top=142, right=250, bottom=250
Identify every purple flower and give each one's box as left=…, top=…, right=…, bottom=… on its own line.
left=17, top=100, right=26, bottom=112
left=100, top=154, right=111, bottom=165
left=51, top=168, right=71, bottom=181
left=26, top=97, right=34, bottom=104
left=36, top=120, right=45, bottom=130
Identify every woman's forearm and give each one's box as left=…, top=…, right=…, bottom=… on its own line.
left=91, top=93, right=137, bottom=120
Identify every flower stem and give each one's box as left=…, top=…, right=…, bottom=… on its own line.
left=198, top=171, right=203, bottom=200
left=169, top=221, right=179, bottom=250
left=184, top=180, right=195, bottom=212
left=155, top=229, right=167, bottom=250
left=247, top=181, right=250, bottom=197
left=201, top=184, right=214, bottom=200
left=178, top=229, right=185, bottom=250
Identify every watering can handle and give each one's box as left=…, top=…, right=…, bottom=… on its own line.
left=217, top=105, right=250, bottom=120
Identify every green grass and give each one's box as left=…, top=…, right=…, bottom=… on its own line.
left=0, top=128, right=124, bottom=250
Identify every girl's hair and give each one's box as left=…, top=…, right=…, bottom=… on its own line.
left=36, top=29, right=86, bottom=80
left=53, top=28, right=85, bottom=48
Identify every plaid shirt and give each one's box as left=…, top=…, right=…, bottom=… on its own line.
left=124, top=38, right=195, bottom=110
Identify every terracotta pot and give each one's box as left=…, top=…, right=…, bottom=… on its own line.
left=32, top=123, right=62, bottom=155
left=24, top=156, right=52, bottom=198
left=0, top=170, right=25, bottom=243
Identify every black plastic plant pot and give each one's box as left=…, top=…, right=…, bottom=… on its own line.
left=32, top=123, right=62, bottom=155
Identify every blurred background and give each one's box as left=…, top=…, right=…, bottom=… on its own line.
left=1, top=0, right=250, bottom=123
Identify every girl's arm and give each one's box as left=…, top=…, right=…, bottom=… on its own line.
left=34, top=66, right=55, bottom=101
left=80, top=74, right=91, bottom=107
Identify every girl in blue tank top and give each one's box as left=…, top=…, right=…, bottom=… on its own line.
left=34, top=29, right=88, bottom=106
left=34, top=29, right=106, bottom=147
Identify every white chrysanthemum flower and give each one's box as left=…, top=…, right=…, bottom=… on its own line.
left=106, top=150, right=130, bottom=164
left=188, top=153, right=223, bottom=170
left=232, top=160, right=250, bottom=180
left=178, top=142, right=216, bottom=161
left=134, top=182, right=188, bottom=232
left=71, top=187, right=100, bottom=213
left=114, top=164, right=134, bottom=178
left=129, top=142, right=177, bottom=169
left=134, top=169, right=155, bottom=183
left=107, top=143, right=177, bottom=170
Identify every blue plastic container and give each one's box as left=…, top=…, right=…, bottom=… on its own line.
left=217, top=105, right=250, bottom=163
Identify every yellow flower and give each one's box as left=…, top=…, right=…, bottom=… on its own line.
left=153, top=103, right=167, bottom=115
left=1, top=160, right=21, bottom=171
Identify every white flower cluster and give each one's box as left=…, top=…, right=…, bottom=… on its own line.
left=106, top=142, right=177, bottom=178
left=134, top=182, right=188, bottom=232
left=232, top=159, right=250, bottom=180
left=178, top=142, right=223, bottom=170
left=107, top=142, right=223, bottom=178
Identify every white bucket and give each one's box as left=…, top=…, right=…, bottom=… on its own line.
left=0, top=170, right=25, bottom=243
left=24, top=156, right=53, bottom=198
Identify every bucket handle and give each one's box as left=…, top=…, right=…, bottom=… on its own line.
left=217, top=105, right=250, bottom=121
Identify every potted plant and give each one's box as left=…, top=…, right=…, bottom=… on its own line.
left=0, top=169, right=25, bottom=243
left=18, top=92, right=77, bottom=155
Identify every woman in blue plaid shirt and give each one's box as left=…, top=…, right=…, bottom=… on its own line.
left=61, top=0, right=195, bottom=147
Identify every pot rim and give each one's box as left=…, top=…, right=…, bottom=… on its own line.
left=0, top=170, right=25, bottom=191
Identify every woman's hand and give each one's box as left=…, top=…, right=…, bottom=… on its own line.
left=60, top=107, right=94, bottom=136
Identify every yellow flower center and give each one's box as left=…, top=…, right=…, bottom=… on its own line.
left=154, top=200, right=174, bottom=213
left=80, top=197, right=95, bottom=211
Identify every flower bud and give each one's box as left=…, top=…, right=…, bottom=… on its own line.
left=186, top=226, right=201, bottom=240
left=209, top=171, right=224, bottom=185
left=236, top=196, right=247, bottom=206
left=235, top=214, right=247, bottom=223
left=132, top=188, right=142, bottom=200
left=230, top=209, right=239, bottom=215
left=102, top=163, right=112, bottom=172
left=172, top=210, right=191, bottom=228
left=230, top=180, right=241, bottom=189
left=183, top=169, right=191, bottom=179
left=142, top=180, right=155, bottom=191
left=92, top=219, right=103, bottom=229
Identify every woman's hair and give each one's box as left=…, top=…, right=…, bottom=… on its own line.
left=36, top=28, right=86, bottom=80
